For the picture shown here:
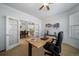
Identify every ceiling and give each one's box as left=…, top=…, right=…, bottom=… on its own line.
left=4, top=3, right=78, bottom=19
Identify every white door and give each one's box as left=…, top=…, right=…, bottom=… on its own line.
left=6, top=16, right=20, bottom=50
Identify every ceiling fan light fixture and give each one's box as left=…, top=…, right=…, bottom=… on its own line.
left=39, top=3, right=51, bottom=11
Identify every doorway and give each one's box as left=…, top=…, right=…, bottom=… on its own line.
left=20, top=20, right=28, bottom=39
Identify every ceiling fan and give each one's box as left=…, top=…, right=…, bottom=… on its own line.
left=39, top=3, right=53, bottom=11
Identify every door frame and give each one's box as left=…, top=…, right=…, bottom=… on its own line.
left=6, top=16, right=20, bottom=50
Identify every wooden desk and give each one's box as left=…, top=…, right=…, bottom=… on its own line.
left=25, top=36, right=56, bottom=56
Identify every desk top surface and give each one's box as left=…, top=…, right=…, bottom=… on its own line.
left=25, top=36, right=56, bottom=48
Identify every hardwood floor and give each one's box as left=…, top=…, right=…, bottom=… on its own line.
left=0, top=38, right=79, bottom=56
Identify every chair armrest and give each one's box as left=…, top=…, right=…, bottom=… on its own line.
left=50, top=38, right=56, bottom=43
left=50, top=44, right=59, bottom=49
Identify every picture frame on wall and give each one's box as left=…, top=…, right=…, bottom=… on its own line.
left=45, top=24, right=52, bottom=27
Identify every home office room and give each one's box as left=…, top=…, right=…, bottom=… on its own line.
left=0, top=0, right=79, bottom=58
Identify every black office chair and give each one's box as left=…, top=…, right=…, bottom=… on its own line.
left=43, top=31, right=63, bottom=56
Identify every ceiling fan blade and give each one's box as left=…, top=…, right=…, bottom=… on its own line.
left=46, top=5, right=50, bottom=10
left=39, top=5, right=44, bottom=10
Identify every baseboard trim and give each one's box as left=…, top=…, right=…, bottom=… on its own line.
left=63, top=43, right=79, bottom=50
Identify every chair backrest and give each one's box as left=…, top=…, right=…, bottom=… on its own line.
left=55, top=31, right=63, bottom=53
left=55, top=31, right=63, bottom=46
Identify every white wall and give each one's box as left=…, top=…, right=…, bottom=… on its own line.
left=0, top=4, right=42, bottom=51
